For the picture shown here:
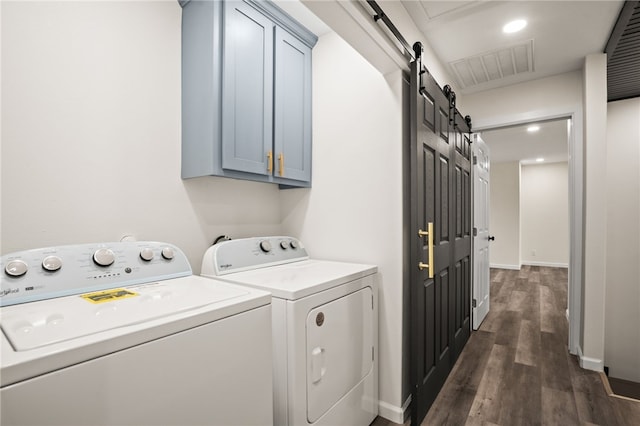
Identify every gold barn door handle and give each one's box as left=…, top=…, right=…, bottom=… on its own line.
left=417, top=222, right=434, bottom=278
left=267, top=151, right=273, bottom=173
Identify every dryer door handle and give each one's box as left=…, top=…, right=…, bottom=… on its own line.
left=311, top=347, right=326, bottom=384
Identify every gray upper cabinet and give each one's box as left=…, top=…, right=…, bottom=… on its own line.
left=222, top=1, right=273, bottom=176
left=274, top=27, right=312, bottom=183
left=180, top=0, right=317, bottom=188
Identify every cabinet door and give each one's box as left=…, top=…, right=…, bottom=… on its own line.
left=274, top=27, right=312, bottom=183
left=222, top=1, right=273, bottom=176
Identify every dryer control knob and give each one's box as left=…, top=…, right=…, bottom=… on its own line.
left=259, top=240, right=272, bottom=253
left=161, top=247, right=175, bottom=260
left=5, top=259, right=28, bottom=277
left=140, top=248, right=154, bottom=262
left=93, top=248, right=115, bottom=267
left=42, top=256, right=62, bottom=272
left=280, top=241, right=289, bottom=250
left=289, top=240, right=299, bottom=250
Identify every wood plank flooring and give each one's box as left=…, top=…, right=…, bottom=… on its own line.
left=373, top=266, right=640, bottom=426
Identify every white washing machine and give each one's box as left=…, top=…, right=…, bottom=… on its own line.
left=201, top=236, right=378, bottom=426
left=1, top=241, right=273, bottom=426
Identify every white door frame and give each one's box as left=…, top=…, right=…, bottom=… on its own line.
left=472, top=107, right=583, bottom=356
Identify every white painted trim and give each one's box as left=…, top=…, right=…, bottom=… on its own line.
left=474, top=106, right=583, bottom=357
left=566, top=112, right=583, bottom=357
left=581, top=357, right=605, bottom=372
left=490, top=263, right=521, bottom=270
left=378, top=396, right=410, bottom=424
left=577, top=345, right=604, bottom=372
left=566, top=308, right=570, bottom=321
left=521, top=261, right=569, bottom=268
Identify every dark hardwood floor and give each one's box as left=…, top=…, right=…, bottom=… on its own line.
left=373, top=266, right=640, bottom=426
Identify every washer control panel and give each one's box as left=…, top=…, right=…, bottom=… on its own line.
left=1, top=242, right=191, bottom=307
left=202, top=236, right=309, bottom=276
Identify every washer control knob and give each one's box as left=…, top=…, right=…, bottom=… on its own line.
left=290, top=240, right=299, bottom=250
left=93, top=248, right=115, bottom=267
left=259, top=240, right=272, bottom=253
left=5, top=260, right=28, bottom=277
left=161, top=247, right=175, bottom=260
left=280, top=241, right=289, bottom=250
left=42, top=256, right=62, bottom=272
left=140, top=248, right=154, bottom=262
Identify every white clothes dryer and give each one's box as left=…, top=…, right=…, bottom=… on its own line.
left=201, top=236, right=378, bottom=426
left=1, top=241, right=273, bottom=426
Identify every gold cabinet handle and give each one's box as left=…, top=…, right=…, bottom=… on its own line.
left=267, top=151, right=273, bottom=173
left=278, top=153, right=284, bottom=176
left=417, top=222, right=434, bottom=278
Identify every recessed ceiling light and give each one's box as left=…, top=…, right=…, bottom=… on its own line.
left=503, top=19, right=527, bottom=34
left=527, top=125, right=540, bottom=132
left=536, top=158, right=545, bottom=162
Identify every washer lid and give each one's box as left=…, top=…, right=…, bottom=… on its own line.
left=1, top=276, right=258, bottom=351
left=213, top=259, right=377, bottom=300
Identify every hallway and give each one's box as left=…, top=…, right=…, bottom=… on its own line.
left=377, top=266, right=640, bottom=425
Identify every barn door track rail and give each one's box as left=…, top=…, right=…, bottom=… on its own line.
left=365, top=1, right=472, bottom=132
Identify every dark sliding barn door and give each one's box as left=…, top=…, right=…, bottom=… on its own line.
left=409, top=44, right=472, bottom=426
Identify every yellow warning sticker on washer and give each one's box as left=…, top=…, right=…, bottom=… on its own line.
left=80, top=288, right=138, bottom=304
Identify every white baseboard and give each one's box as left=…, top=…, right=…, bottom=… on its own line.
left=490, top=263, right=521, bottom=270
left=378, top=396, right=410, bottom=424
left=521, top=260, right=569, bottom=268
left=577, top=346, right=604, bottom=372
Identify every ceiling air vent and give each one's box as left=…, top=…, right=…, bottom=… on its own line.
left=449, top=40, right=534, bottom=89
left=605, top=1, right=640, bottom=102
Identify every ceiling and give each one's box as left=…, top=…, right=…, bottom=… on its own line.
left=279, top=0, right=634, bottom=163
left=480, top=119, right=569, bottom=164
left=398, top=1, right=638, bottom=163
left=400, top=0, right=624, bottom=95
left=283, top=1, right=631, bottom=98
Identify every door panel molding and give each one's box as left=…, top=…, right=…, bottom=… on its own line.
left=472, top=135, right=491, bottom=330
left=409, top=47, right=472, bottom=426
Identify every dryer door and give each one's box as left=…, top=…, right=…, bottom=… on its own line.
left=306, top=286, right=374, bottom=423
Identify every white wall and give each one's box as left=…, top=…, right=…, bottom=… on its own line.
left=604, top=98, right=640, bottom=382
left=488, top=161, right=569, bottom=270
left=1, top=2, right=282, bottom=271
left=301, top=0, right=462, bottom=100
left=280, top=31, right=407, bottom=421
left=1, top=2, right=415, bottom=422
left=463, top=71, right=583, bottom=130
left=489, top=162, right=521, bottom=269
left=520, top=162, right=569, bottom=267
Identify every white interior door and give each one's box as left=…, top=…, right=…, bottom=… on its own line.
left=473, top=135, right=491, bottom=329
